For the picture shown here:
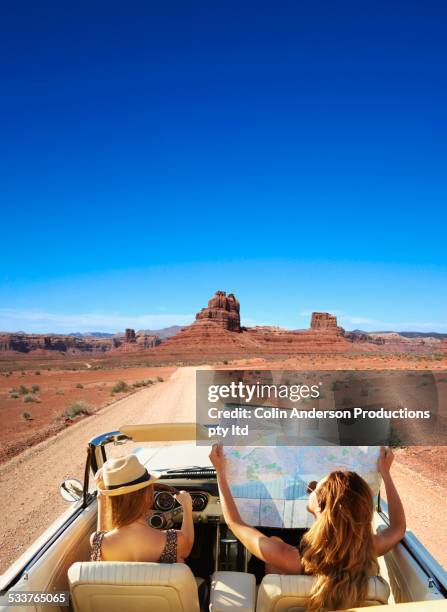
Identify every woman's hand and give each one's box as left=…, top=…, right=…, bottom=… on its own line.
left=378, top=446, right=394, bottom=477
left=175, top=490, right=193, bottom=513
left=209, top=443, right=226, bottom=474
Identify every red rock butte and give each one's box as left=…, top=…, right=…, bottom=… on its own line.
left=311, top=312, right=345, bottom=334
left=151, top=290, right=375, bottom=360
left=1, top=291, right=442, bottom=361
left=195, top=290, right=241, bottom=332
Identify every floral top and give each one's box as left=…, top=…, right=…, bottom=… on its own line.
left=90, top=528, right=178, bottom=563
left=158, top=529, right=178, bottom=563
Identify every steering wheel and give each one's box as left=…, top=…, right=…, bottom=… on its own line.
left=148, top=484, right=182, bottom=529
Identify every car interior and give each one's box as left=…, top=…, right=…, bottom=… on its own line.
left=1, top=423, right=446, bottom=612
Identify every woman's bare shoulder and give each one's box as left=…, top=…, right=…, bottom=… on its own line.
left=102, top=523, right=167, bottom=561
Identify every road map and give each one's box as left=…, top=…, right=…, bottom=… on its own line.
left=225, top=446, right=381, bottom=528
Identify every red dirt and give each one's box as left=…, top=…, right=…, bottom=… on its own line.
left=0, top=366, right=175, bottom=463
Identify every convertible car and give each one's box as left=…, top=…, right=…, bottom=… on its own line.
left=1, top=423, right=446, bottom=611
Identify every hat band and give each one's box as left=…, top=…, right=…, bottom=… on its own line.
left=106, top=469, right=151, bottom=490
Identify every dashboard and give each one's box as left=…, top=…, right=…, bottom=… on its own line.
left=153, top=490, right=209, bottom=513
left=148, top=480, right=221, bottom=529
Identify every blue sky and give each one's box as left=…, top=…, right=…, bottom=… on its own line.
left=1, top=1, right=446, bottom=333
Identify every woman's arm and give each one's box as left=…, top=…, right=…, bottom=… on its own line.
left=97, top=495, right=109, bottom=531
left=210, top=444, right=302, bottom=574
left=175, top=491, right=194, bottom=559
left=374, top=447, right=406, bottom=556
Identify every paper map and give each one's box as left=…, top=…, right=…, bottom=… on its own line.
left=225, top=446, right=381, bottom=528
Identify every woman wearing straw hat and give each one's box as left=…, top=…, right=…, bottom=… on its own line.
left=90, top=454, right=194, bottom=563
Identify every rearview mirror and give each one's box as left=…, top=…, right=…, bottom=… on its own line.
left=60, top=478, right=83, bottom=502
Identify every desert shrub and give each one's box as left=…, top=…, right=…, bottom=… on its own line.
left=18, top=384, right=30, bottom=395
left=22, top=411, right=33, bottom=421
left=76, top=383, right=84, bottom=389
left=35, top=371, right=41, bottom=375
left=23, top=393, right=39, bottom=403
left=31, top=384, right=40, bottom=393
left=111, top=380, right=129, bottom=394
left=64, top=401, right=93, bottom=420
left=55, top=389, right=65, bottom=395
left=156, top=376, right=164, bottom=382
left=133, top=379, right=153, bottom=388
left=9, top=391, right=19, bottom=399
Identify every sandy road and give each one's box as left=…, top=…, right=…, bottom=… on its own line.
left=1, top=364, right=446, bottom=573
left=0, top=367, right=198, bottom=573
left=387, top=461, right=447, bottom=570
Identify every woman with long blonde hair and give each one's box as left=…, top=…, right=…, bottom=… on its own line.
left=301, top=470, right=379, bottom=610
left=210, top=445, right=406, bottom=611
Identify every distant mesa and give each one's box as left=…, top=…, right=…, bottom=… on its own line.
left=195, top=290, right=241, bottom=332
left=0, top=291, right=443, bottom=358
left=0, top=333, right=114, bottom=354
left=125, top=328, right=136, bottom=343
left=114, top=329, right=160, bottom=352
left=0, top=328, right=161, bottom=354
left=152, top=291, right=356, bottom=359
left=311, top=312, right=344, bottom=335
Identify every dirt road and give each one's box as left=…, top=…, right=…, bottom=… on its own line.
left=0, top=367, right=198, bottom=573
left=1, top=365, right=446, bottom=573
left=387, top=460, right=447, bottom=570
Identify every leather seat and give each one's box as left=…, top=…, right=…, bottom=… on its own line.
left=256, top=575, right=390, bottom=611
left=68, top=561, right=201, bottom=612
left=210, top=571, right=256, bottom=611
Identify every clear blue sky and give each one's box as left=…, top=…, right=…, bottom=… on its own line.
left=1, top=1, right=446, bottom=333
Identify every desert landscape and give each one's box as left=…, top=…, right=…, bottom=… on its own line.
left=0, top=290, right=446, bottom=574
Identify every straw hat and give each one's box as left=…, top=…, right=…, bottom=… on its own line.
left=98, top=455, right=159, bottom=496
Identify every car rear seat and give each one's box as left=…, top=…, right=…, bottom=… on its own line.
left=68, top=561, right=201, bottom=612
left=256, top=574, right=391, bottom=611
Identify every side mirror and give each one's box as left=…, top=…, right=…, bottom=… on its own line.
left=60, top=477, right=83, bottom=502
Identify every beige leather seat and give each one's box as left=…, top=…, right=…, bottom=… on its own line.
left=256, top=575, right=390, bottom=611
left=68, top=561, right=201, bottom=612
left=210, top=571, right=256, bottom=611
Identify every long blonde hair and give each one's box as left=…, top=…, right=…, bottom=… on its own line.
left=301, top=471, right=378, bottom=611
left=106, top=485, right=154, bottom=529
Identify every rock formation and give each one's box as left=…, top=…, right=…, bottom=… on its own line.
left=1, top=293, right=434, bottom=361
left=311, top=312, right=344, bottom=334
left=0, top=330, right=160, bottom=354
left=195, top=290, right=241, bottom=331
left=0, top=333, right=112, bottom=353
left=136, top=333, right=160, bottom=349
left=152, top=293, right=365, bottom=360
left=125, top=328, right=137, bottom=343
